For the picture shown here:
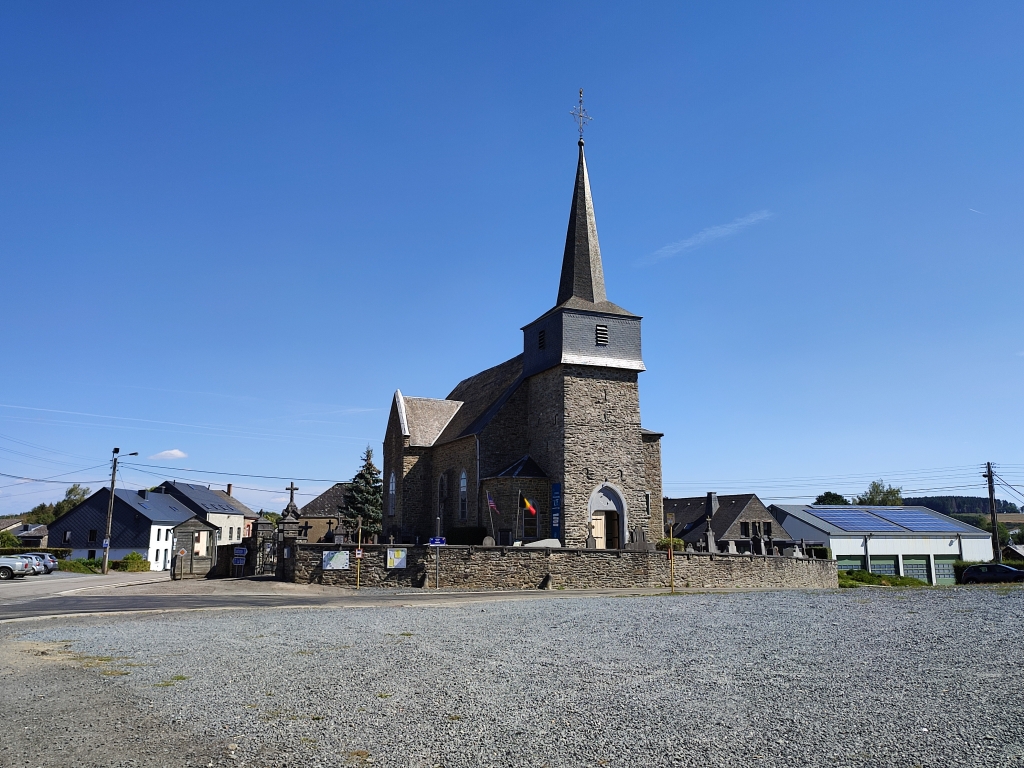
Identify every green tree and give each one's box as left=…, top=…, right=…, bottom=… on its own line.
left=343, top=447, right=383, bottom=539
left=53, top=484, right=89, bottom=517
left=855, top=480, right=903, bottom=506
left=24, top=502, right=55, bottom=525
left=814, top=492, right=849, bottom=505
left=0, top=529, right=20, bottom=547
left=24, top=484, right=90, bottom=526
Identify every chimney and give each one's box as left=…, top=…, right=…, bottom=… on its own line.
left=705, top=492, right=720, bottom=517
left=138, top=489, right=149, bottom=500
left=226, top=483, right=233, bottom=497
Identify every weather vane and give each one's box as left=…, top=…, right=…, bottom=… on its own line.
left=570, top=88, right=592, bottom=140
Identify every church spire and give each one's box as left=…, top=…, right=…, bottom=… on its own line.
left=556, top=138, right=607, bottom=306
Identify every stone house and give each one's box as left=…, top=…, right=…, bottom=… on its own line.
left=665, top=493, right=791, bottom=554
left=383, top=138, right=664, bottom=548
left=299, top=482, right=352, bottom=543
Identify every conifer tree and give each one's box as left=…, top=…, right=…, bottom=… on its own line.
left=343, top=447, right=383, bottom=538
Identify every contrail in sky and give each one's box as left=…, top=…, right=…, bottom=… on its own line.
left=644, top=210, right=772, bottom=264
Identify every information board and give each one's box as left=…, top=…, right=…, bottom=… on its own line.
left=387, top=547, right=408, bottom=568
left=322, top=550, right=350, bottom=570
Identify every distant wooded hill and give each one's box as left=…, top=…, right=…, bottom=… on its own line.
left=904, top=496, right=1019, bottom=516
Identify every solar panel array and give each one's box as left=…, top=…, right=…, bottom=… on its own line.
left=869, top=508, right=966, bottom=532
left=812, top=509, right=905, bottom=532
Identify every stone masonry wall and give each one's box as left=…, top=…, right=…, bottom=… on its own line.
left=562, top=365, right=648, bottom=547
left=290, top=543, right=838, bottom=590
left=642, top=434, right=664, bottom=543
left=429, top=435, right=478, bottom=534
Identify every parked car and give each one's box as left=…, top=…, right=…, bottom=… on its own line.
left=0, top=556, right=31, bottom=580
left=24, top=552, right=58, bottom=573
left=961, top=563, right=1024, bottom=584
left=18, top=555, right=46, bottom=575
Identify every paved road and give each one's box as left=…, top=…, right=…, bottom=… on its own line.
left=0, top=570, right=166, bottom=605
left=0, top=583, right=673, bottom=621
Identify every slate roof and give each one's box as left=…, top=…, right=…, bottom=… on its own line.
left=664, top=494, right=783, bottom=544
left=436, top=354, right=525, bottom=444
left=212, top=490, right=257, bottom=518
left=157, top=481, right=245, bottom=519
left=113, top=489, right=195, bottom=525
left=490, top=455, right=548, bottom=480
left=403, top=397, right=463, bottom=447
left=300, top=483, right=351, bottom=517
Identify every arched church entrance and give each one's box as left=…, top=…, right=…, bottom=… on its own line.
left=588, top=484, right=627, bottom=550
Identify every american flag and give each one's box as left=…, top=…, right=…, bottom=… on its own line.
left=486, top=492, right=501, bottom=515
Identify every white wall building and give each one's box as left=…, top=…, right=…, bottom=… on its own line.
left=770, top=504, right=993, bottom=585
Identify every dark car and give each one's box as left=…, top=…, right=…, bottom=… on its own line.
left=961, top=563, right=1024, bottom=584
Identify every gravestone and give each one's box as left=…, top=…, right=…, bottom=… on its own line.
left=482, top=536, right=495, bottom=547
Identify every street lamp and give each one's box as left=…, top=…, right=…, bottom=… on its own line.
left=101, top=447, right=138, bottom=575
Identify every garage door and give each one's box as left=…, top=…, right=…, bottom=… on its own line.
left=902, top=556, right=930, bottom=583
left=934, top=556, right=957, bottom=585
left=836, top=556, right=866, bottom=571
left=869, top=556, right=897, bottom=576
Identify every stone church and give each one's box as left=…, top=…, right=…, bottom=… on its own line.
left=383, top=138, right=663, bottom=548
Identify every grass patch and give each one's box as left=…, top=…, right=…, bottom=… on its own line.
left=153, top=675, right=190, bottom=687
left=377, top=692, right=392, bottom=699
left=399, top=632, right=414, bottom=637
left=101, top=669, right=130, bottom=676
left=838, top=569, right=928, bottom=589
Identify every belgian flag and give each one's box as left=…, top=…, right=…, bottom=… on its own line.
left=519, top=492, right=537, bottom=516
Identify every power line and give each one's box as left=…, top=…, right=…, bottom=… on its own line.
left=119, top=464, right=322, bottom=498
left=0, top=465, right=110, bottom=488
left=120, top=461, right=350, bottom=484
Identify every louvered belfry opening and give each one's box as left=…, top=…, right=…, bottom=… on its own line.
left=595, top=324, right=609, bottom=346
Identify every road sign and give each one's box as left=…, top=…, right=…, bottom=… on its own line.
left=355, top=548, right=364, bottom=559
left=232, top=557, right=246, bottom=566
left=429, top=537, right=446, bottom=546
left=102, top=538, right=110, bottom=548
left=178, top=548, right=187, bottom=557
left=234, top=547, right=247, bottom=556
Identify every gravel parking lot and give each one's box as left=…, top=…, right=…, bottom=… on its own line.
left=3, top=586, right=1023, bottom=768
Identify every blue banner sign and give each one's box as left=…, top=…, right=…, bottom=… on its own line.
left=428, top=537, right=446, bottom=546
left=550, top=483, right=562, bottom=542
left=232, top=557, right=246, bottom=566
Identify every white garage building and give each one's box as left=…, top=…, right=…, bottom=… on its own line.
left=769, top=504, right=993, bottom=585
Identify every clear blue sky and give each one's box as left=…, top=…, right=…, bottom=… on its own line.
left=2, top=1, right=1023, bottom=517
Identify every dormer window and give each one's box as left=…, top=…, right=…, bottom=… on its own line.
left=595, top=324, right=609, bottom=345
left=538, top=329, right=546, bottom=350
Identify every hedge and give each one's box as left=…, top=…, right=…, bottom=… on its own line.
left=0, top=547, right=72, bottom=559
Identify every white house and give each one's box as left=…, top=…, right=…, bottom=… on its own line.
left=770, top=504, right=992, bottom=585
left=47, top=487, right=195, bottom=571
left=158, top=481, right=247, bottom=546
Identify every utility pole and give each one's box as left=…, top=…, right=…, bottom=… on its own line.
left=101, top=447, right=137, bottom=574
left=984, top=462, right=1002, bottom=563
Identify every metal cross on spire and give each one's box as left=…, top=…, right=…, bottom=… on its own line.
left=570, top=88, right=592, bottom=140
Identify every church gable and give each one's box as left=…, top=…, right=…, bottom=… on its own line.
left=403, top=397, right=462, bottom=447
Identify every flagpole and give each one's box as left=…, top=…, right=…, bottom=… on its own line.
left=516, top=487, right=522, bottom=543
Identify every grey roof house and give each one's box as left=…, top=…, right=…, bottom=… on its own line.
left=47, top=488, right=194, bottom=570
